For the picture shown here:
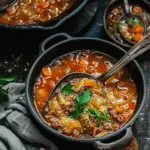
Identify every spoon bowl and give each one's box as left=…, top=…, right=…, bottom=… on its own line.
left=118, top=15, right=146, bottom=45
left=44, top=72, right=93, bottom=114
left=118, top=0, right=146, bottom=45
left=0, top=0, right=18, bottom=12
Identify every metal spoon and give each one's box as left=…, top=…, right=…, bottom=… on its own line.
left=118, top=0, right=146, bottom=45
left=0, top=0, right=18, bottom=12
left=44, top=33, right=150, bottom=114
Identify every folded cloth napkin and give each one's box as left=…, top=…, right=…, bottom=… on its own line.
left=0, top=83, right=58, bottom=150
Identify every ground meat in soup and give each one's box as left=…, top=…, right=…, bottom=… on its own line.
left=33, top=50, right=137, bottom=138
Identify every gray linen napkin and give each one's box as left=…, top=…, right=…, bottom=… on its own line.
left=0, top=83, right=58, bottom=150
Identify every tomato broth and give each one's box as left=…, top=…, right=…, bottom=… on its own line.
left=33, top=50, right=137, bottom=138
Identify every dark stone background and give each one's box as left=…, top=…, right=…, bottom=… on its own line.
left=0, top=0, right=150, bottom=149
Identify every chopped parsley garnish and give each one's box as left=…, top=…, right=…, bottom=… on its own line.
left=0, top=77, right=16, bottom=103
left=88, top=108, right=107, bottom=121
left=61, top=83, right=74, bottom=94
left=70, top=90, right=91, bottom=118
left=129, top=18, right=135, bottom=26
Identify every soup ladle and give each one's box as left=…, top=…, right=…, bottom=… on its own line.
left=118, top=0, right=146, bottom=45
left=0, top=0, right=18, bottom=12
left=44, top=33, right=150, bottom=114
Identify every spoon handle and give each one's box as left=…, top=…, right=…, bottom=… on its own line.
left=99, top=33, right=150, bottom=81
left=124, top=0, right=130, bottom=14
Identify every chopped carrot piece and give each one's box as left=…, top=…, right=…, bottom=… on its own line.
left=122, top=113, right=130, bottom=122
left=123, top=116, right=129, bottom=122
left=79, top=59, right=88, bottom=67
left=42, top=67, right=52, bottom=77
left=134, top=25, right=144, bottom=33
left=40, top=2, right=49, bottom=8
left=112, top=8, right=120, bottom=14
left=105, top=74, right=119, bottom=86
left=105, top=77, right=114, bottom=86
left=97, top=65, right=107, bottom=73
left=36, top=89, right=48, bottom=99
left=84, top=79, right=96, bottom=87
left=116, top=105, right=123, bottom=113
left=36, top=7, right=45, bottom=14
left=128, top=102, right=136, bottom=110
left=133, top=33, right=144, bottom=42
left=48, top=80, right=55, bottom=89
left=132, top=6, right=143, bottom=14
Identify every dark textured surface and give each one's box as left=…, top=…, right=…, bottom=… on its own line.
left=133, top=61, right=150, bottom=150
left=0, top=0, right=150, bottom=150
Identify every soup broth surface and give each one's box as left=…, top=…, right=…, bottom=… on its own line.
left=34, top=50, right=137, bottom=138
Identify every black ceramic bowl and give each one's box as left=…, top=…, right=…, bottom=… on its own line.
left=104, top=0, right=150, bottom=48
left=0, top=0, right=90, bottom=30
left=26, top=33, right=146, bottom=150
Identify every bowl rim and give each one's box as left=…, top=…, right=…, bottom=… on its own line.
left=103, top=0, right=150, bottom=48
left=26, top=37, right=146, bottom=143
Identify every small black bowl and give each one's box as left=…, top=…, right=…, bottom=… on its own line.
left=104, top=0, right=150, bottom=48
left=26, top=33, right=146, bottom=150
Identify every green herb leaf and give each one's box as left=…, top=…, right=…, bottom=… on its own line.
left=88, top=108, right=99, bottom=117
left=88, top=108, right=107, bottom=121
left=76, top=89, right=91, bottom=105
left=76, top=93, right=82, bottom=102
left=70, top=90, right=91, bottom=118
left=0, top=77, right=16, bottom=85
left=62, top=83, right=74, bottom=94
left=129, top=18, right=135, bottom=26
left=0, top=88, right=9, bottom=103
left=79, top=89, right=91, bottom=105
left=70, top=103, right=82, bottom=118
left=98, top=111, right=107, bottom=121
left=69, top=111, right=79, bottom=118
left=74, top=103, right=81, bottom=114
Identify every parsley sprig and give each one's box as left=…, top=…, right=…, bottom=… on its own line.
left=70, top=90, right=91, bottom=118
left=0, top=77, right=16, bottom=103
left=61, top=83, right=74, bottom=94
left=88, top=108, right=107, bottom=121
left=0, top=88, right=9, bottom=102
left=0, top=77, right=16, bottom=85
left=129, top=18, right=135, bottom=26
left=129, top=17, right=143, bottom=27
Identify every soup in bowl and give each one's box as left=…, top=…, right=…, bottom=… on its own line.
left=0, top=0, right=76, bottom=25
left=26, top=33, right=146, bottom=149
left=34, top=50, right=137, bottom=138
left=104, top=0, right=150, bottom=47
